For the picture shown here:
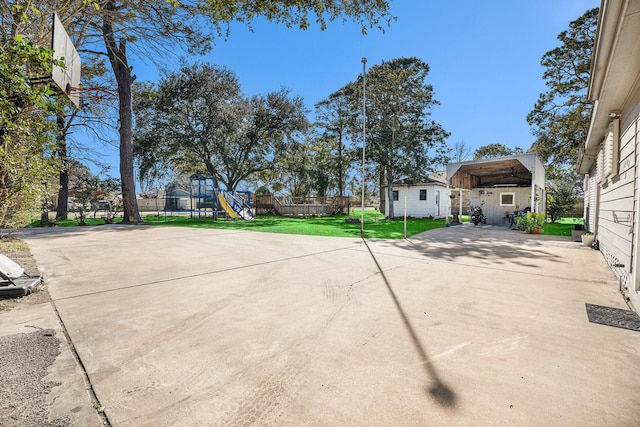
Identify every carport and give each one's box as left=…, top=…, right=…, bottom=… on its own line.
left=447, top=154, right=546, bottom=225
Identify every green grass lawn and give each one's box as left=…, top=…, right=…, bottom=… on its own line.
left=28, top=210, right=583, bottom=239
left=29, top=216, right=123, bottom=227
left=542, top=217, right=584, bottom=236
left=143, top=209, right=445, bottom=239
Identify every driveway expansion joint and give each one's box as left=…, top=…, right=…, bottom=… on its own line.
left=51, top=300, right=112, bottom=427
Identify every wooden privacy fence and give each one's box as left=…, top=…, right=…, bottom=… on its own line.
left=255, top=195, right=350, bottom=217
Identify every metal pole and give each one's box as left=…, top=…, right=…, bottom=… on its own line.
left=446, top=184, right=450, bottom=226
left=361, top=57, right=367, bottom=234
left=403, top=195, right=407, bottom=239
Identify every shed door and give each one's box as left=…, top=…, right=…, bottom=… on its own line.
left=435, top=190, right=440, bottom=216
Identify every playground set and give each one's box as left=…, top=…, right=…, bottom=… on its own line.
left=186, top=174, right=355, bottom=220
left=190, top=174, right=253, bottom=220
left=158, top=176, right=351, bottom=220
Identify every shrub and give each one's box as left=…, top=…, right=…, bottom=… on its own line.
left=547, top=182, right=579, bottom=223
left=516, top=212, right=546, bottom=233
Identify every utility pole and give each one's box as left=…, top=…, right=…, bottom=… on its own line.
left=360, top=57, right=367, bottom=234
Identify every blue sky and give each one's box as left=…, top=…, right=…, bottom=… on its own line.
left=94, top=0, right=599, bottom=181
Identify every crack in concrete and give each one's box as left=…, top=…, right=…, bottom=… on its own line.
left=54, top=244, right=364, bottom=301
left=51, top=302, right=112, bottom=426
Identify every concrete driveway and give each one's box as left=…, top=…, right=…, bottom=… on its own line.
left=13, top=224, right=640, bottom=426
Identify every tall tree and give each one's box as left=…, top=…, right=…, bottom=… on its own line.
left=473, top=143, right=524, bottom=159
left=134, top=63, right=308, bottom=190
left=54, top=52, right=116, bottom=221
left=309, top=135, right=337, bottom=197
left=314, top=85, right=359, bottom=196
left=368, top=58, right=449, bottom=218
left=275, top=139, right=312, bottom=197
left=451, top=140, right=472, bottom=163
left=527, top=7, right=598, bottom=169
left=94, top=1, right=393, bottom=223
left=546, top=177, right=579, bottom=223
left=273, top=135, right=337, bottom=198
left=349, top=57, right=449, bottom=219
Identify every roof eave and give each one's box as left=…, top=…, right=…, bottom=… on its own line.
left=580, top=0, right=640, bottom=173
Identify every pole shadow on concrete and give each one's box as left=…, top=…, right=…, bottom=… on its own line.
left=362, top=239, right=458, bottom=409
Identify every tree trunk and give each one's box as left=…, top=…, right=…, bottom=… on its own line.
left=55, top=113, right=69, bottom=220
left=386, top=165, right=395, bottom=219
left=338, top=133, right=343, bottom=197
left=117, top=71, right=140, bottom=223
left=103, top=12, right=141, bottom=224
left=378, top=167, right=385, bottom=215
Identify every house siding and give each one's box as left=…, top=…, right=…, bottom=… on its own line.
left=594, top=109, right=638, bottom=297
left=579, top=0, right=640, bottom=313
left=635, top=114, right=640, bottom=305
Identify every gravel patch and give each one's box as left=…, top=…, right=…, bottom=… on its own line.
left=0, top=329, right=70, bottom=427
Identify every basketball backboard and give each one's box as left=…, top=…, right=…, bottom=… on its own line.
left=51, top=13, right=81, bottom=107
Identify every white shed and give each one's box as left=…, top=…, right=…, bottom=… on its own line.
left=576, top=0, right=640, bottom=313
left=383, top=176, right=451, bottom=218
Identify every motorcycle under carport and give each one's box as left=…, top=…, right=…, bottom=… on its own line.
left=470, top=206, right=487, bottom=225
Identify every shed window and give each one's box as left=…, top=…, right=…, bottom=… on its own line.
left=419, top=189, right=427, bottom=200
left=392, top=190, right=399, bottom=201
left=500, top=192, right=515, bottom=206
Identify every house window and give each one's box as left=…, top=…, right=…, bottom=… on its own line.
left=419, top=189, right=427, bottom=200
left=392, top=190, right=399, bottom=201
left=500, top=192, right=515, bottom=206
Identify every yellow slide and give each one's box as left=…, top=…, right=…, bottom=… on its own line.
left=217, top=193, right=239, bottom=219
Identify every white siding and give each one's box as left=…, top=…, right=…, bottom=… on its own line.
left=580, top=0, right=640, bottom=314
left=596, top=114, right=637, bottom=291
left=470, top=187, right=533, bottom=225
left=635, top=113, right=640, bottom=301
left=387, top=185, right=450, bottom=218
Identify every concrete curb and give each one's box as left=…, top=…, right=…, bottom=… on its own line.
left=0, top=303, right=103, bottom=426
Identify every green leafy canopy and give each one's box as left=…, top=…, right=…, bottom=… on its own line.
left=527, top=8, right=598, bottom=170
